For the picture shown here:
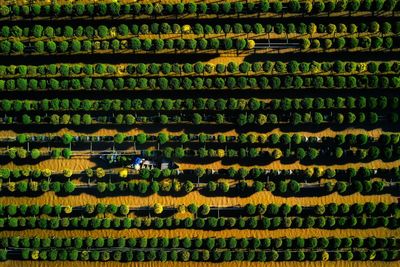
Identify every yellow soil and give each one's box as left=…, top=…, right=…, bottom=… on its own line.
left=3, top=158, right=95, bottom=171
left=0, top=128, right=144, bottom=138
left=207, top=56, right=245, bottom=65
left=1, top=227, right=398, bottom=240
left=0, top=189, right=396, bottom=207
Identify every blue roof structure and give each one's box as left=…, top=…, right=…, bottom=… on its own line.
left=132, top=157, right=143, bottom=165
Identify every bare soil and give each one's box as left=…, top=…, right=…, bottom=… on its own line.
left=0, top=186, right=396, bottom=207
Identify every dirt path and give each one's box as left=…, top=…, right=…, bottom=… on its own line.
left=3, top=158, right=96, bottom=171
left=1, top=227, right=398, bottom=240
left=0, top=189, right=395, bottom=207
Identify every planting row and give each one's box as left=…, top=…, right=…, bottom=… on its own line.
left=1, top=165, right=399, bottom=182
left=0, top=61, right=397, bottom=78
left=2, top=236, right=398, bottom=251
left=5, top=141, right=400, bottom=162
left=1, top=21, right=396, bottom=41
left=0, top=75, right=399, bottom=91
left=9, top=132, right=399, bottom=148
left=1, top=179, right=395, bottom=196
left=4, top=110, right=396, bottom=126
left=0, top=1, right=398, bottom=19
left=1, top=96, right=397, bottom=113
left=4, top=132, right=399, bottom=159
left=0, top=38, right=255, bottom=54
left=1, top=214, right=398, bottom=230
left=0, top=36, right=397, bottom=54
left=300, top=36, right=395, bottom=50
left=0, top=202, right=395, bottom=217
left=2, top=246, right=398, bottom=262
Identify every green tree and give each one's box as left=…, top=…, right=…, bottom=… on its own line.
left=31, top=149, right=41, bottom=159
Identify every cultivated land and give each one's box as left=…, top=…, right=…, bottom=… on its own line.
left=0, top=0, right=399, bottom=266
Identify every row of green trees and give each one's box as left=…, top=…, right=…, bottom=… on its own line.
left=3, top=180, right=76, bottom=194
left=4, top=110, right=395, bottom=127
left=118, top=144, right=400, bottom=162
left=0, top=167, right=107, bottom=180
left=202, top=166, right=400, bottom=181
left=301, top=36, right=394, bottom=50
left=1, top=20, right=395, bottom=40
left=1, top=201, right=393, bottom=217
left=0, top=75, right=398, bottom=91
left=6, top=147, right=71, bottom=159
left=0, top=37, right=254, bottom=55
left=11, top=132, right=399, bottom=148
left=1, top=95, right=396, bottom=113
left=13, top=247, right=400, bottom=262
left=2, top=236, right=397, bottom=251
left=2, top=214, right=398, bottom=230
left=0, top=164, right=392, bottom=195
left=0, top=60, right=397, bottom=77
left=3, top=247, right=398, bottom=262
left=0, top=0, right=397, bottom=18
left=7, top=110, right=394, bottom=126
left=3, top=165, right=398, bottom=182
left=111, top=132, right=399, bottom=148
left=6, top=142, right=399, bottom=162
left=2, top=178, right=393, bottom=197
left=0, top=37, right=397, bottom=55
left=269, top=95, right=397, bottom=111
left=8, top=144, right=399, bottom=165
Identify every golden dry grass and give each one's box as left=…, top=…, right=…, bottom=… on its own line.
left=0, top=185, right=396, bottom=207
left=1, top=227, right=399, bottom=240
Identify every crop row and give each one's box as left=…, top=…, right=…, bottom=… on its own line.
left=1, top=96, right=397, bottom=113
left=1, top=179, right=395, bottom=196
left=0, top=38, right=255, bottom=54
left=0, top=61, right=397, bottom=78
left=7, top=247, right=400, bottom=262
left=1, top=165, right=398, bottom=182
left=0, top=1, right=397, bottom=19
left=1, top=214, right=398, bottom=231
left=4, top=110, right=396, bottom=127
left=0, top=202, right=395, bottom=218
left=1, top=247, right=398, bottom=262
left=2, top=236, right=398, bottom=251
left=0, top=75, right=399, bottom=91
left=9, top=132, right=398, bottom=148
left=1, top=21, right=396, bottom=41
left=1, top=36, right=398, bottom=55
left=300, top=36, right=395, bottom=50
left=0, top=166, right=393, bottom=193
left=5, top=141, right=399, bottom=162
left=4, top=132, right=399, bottom=160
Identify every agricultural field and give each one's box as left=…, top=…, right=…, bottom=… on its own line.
left=0, top=0, right=399, bottom=266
